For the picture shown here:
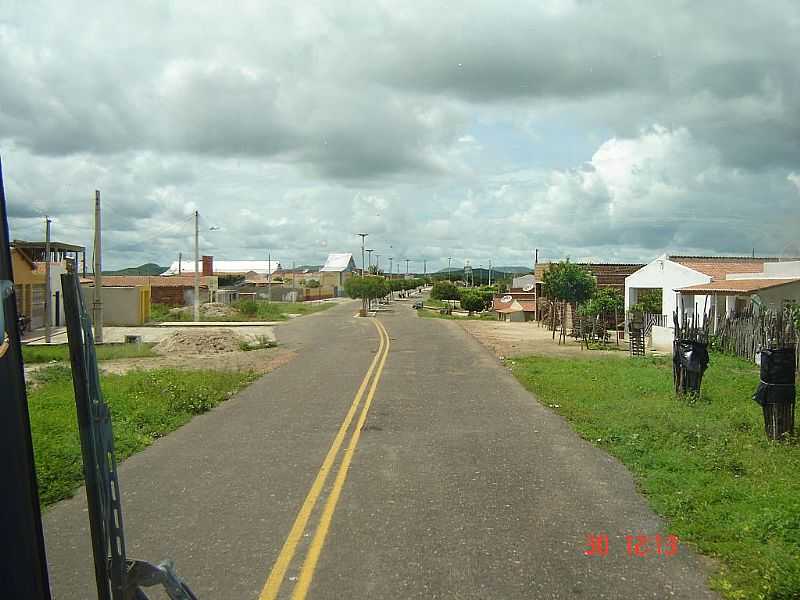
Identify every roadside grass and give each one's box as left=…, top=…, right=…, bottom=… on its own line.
left=150, top=300, right=333, bottom=323
left=510, top=353, right=800, bottom=600
left=417, top=307, right=495, bottom=321
left=23, top=343, right=156, bottom=364
left=29, top=366, right=256, bottom=506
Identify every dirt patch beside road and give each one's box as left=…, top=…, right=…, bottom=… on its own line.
left=100, top=346, right=296, bottom=376
left=457, top=320, right=625, bottom=359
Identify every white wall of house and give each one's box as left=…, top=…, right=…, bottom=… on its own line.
left=753, top=280, right=800, bottom=308
left=727, top=261, right=800, bottom=279
left=624, top=255, right=710, bottom=317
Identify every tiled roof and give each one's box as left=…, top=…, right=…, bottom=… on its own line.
left=676, top=278, right=800, bottom=294
left=669, top=256, right=778, bottom=281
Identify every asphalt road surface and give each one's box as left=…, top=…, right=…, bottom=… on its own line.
left=42, top=299, right=718, bottom=599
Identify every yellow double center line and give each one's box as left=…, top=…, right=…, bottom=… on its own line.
left=259, top=317, right=390, bottom=600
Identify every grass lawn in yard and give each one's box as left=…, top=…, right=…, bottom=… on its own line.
left=22, top=342, right=156, bottom=364
left=29, top=366, right=256, bottom=506
left=511, top=352, right=800, bottom=600
left=150, top=300, right=333, bottom=323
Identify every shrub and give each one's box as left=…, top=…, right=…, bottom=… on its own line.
left=431, top=281, right=460, bottom=301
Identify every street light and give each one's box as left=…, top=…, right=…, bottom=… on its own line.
left=366, top=249, right=374, bottom=273
left=356, top=233, right=368, bottom=276
left=448, top=257, right=452, bottom=281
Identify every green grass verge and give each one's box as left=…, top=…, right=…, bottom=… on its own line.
left=510, top=353, right=800, bottom=600
left=22, top=343, right=156, bottom=364
left=417, top=307, right=495, bottom=321
left=29, top=366, right=256, bottom=506
left=150, top=300, right=334, bottom=323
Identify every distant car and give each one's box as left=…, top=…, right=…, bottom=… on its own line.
left=413, top=300, right=423, bottom=309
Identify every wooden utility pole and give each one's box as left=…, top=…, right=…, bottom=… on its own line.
left=178, top=251, right=182, bottom=275
left=44, top=216, right=51, bottom=343
left=93, top=191, right=103, bottom=343
left=193, top=210, right=200, bottom=321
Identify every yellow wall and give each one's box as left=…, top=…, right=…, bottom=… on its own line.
left=11, top=249, right=43, bottom=285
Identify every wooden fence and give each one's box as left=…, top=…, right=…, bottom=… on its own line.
left=711, top=307, right=799, bottom=370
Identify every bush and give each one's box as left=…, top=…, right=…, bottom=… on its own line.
left=235, top=300, right=259, bottom=316
left=460, top=292, right=486, bottom=315
left=431, top=281, right=460, bottom=301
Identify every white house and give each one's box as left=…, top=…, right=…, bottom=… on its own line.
left=320, top=253, right=356, bottom=294
left=676, top=260, right=800, bottom=318
left=162, top=258, right=281, bottom=277
left=626, top=255, right=800, bottom=352
left=624, top=255, right=781, bottom=320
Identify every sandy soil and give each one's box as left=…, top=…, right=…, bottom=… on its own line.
left=99, top=347, right=296, bottom=376
left=457, top=320, right=627, bottom=359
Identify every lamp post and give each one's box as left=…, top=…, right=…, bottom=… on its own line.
left=356, top=233, right=368, bottom=276
left=448, top=257, right=452, bottom=282
left=366, top=249, right=374, bottom=273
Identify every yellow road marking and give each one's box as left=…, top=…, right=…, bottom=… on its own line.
left=290, top=319, right=391, bottom=600
left=259, top=318, right=387, bottom=600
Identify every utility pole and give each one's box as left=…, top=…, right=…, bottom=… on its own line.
left=44, top=216, right=51, bottom=343
left=178, top=251, right=182, bottom=275
left=366, top=249, right=373, bottom=273
left=93, top=190, right=103, bottom=343
left=267, top=250, right=272, bottom=304
left=448, top=257, right=452, bottom=282
left=488, top=259, right=492, bottom=287
left=423, top=259, right=427, bottom=277
left=375, top=254, right=381, bottom=274
left=356, top=233, right=368, bottom=276
left=193, top=210, right=200, bottom=322
left=388, top=257, right=393, bottom=279
left=405, top=258, right=410, bottom=277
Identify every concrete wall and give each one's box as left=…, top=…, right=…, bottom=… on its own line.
left=753, top=280, right=800, bottom=308
left=80, top=285, right=146, bottom=326
left=651, top=325, right=674, bottom=353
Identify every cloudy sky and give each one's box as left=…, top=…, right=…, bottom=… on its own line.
left=2, top=1, right=799, bottom=271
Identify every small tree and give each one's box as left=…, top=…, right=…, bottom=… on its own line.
left=637, top=289, right=663, bottom=314
left=344, top=276, right=387, bottom=315
left=306, top=279, right=320, bottom=288
left=542, top=261, right=596, bottom=344
left=460, top=292, right=485, bottom=316
left=431, top=281, right=460, bottom=301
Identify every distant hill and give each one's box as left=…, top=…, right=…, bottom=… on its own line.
left=435, top=266, right=529, bottom=275
left=104, top=263, right=168, bottom=276
left=492, top=266, right=532, bottom=274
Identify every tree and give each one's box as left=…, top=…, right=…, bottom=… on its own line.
left=637, top=288, right=663, bottom=314
left=344, top=276, right=388, bottom=315
left=306, top=278, right=320, bottom=288
left=542, top=261, right=596, bottom=344
left=579, top=288, right=623, bottom=317
left=431, top=280, right=460, bottom=301
left=460, top=292, right=485, bottom=316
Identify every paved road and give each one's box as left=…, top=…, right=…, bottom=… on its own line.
left=43, top=299, right=717, bottom=599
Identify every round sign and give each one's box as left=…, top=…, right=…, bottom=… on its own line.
left=501, top=295, right=513, bottom=302
left=522, top=284, right=534, bottom=292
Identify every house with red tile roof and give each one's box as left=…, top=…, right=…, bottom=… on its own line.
left=625, top=254, right=800, bottom=323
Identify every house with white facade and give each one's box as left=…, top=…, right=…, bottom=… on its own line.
left=624, top=255, right=785, bottom=319
left=319, top=253, right=356, bottom=295
left=626, top=255, right=800, bottom=351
